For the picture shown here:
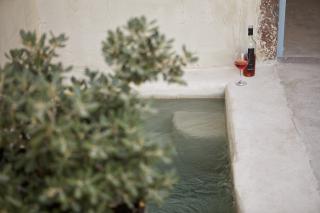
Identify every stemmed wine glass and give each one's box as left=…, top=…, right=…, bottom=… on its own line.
left=234, top=53, right=248, bottom=86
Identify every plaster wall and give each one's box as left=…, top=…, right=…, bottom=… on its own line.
left=0, top=0, right=39, bottom=65
left=36, top=0, right=261, bottom=71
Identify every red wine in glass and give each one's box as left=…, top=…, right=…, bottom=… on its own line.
left=235, top=60, right=248, bottom=70
left=234, top=56, right=248, bottom=86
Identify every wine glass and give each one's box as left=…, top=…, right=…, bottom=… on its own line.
left=234, top=53, right=248, bottom=86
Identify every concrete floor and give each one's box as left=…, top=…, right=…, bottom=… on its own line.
left=280, top=0, right=320, bottom=189
left=277, top=62, right=320, bottom=187
left=285, top=0, right=320, bottom=58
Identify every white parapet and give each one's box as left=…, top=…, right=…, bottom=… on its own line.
left=136, top=67, right=238, bottom=99
left=226, top=66, right=320, bottom=213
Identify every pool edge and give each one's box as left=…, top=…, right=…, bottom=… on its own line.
left=225, top=66, right=320, bottom=213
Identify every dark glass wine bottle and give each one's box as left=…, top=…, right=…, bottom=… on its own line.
left=244, top=25, right=256, bottom=77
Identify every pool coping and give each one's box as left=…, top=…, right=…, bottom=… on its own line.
left=135, top=66, right=238, bottom=99
left=137, top=64, right=320, bottom=213
left=225, top=66, right=320, bottom=213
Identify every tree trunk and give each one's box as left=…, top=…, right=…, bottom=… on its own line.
left=112, top=202, right=145, bottom=213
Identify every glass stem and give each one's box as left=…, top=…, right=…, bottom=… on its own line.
left=240, top=69, right=243, bottom=82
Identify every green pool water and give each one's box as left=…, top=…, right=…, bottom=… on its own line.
left=144, top=99, right=235, bottom=213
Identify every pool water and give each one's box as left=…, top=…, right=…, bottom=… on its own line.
left=144, top=99, right=235, bottom=213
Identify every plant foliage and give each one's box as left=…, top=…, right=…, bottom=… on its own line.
left=0, top=16, right=197, bottom=213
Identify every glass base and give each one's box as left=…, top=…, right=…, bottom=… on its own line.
left=235, top=80, right=247, bottom=86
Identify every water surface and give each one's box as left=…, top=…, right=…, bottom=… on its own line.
left=144, top=99, right=235, bottom=213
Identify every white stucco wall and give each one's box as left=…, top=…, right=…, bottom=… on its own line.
left=0, top=0, right=39, bottom=65
left=0, top=0, right=261, bottom=70
left=36, top=0, right=261, bottom=71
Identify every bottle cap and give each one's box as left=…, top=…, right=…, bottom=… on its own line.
left=248, top=25, right=253, bottom=35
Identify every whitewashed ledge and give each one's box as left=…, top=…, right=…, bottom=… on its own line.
left=226, top=66, right=320, bottom=213
left=137, top=64, right=320, bottom=212
left=135, top=66, right=238, bottom=99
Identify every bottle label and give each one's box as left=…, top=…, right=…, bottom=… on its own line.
left=247, top=48, right=255, bottom=71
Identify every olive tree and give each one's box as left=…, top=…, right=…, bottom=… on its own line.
left=0, top=17, right=197, bottom=213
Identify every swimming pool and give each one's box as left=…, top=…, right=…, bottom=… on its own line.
left=144, top=99, right=235, bottom=213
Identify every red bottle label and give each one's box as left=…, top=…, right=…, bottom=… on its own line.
left=247, top=48, right=255, bottom=71
left=244, top=48, right=255, bottom=77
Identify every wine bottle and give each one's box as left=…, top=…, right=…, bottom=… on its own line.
left=244, top=25, right=256, bottom=77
